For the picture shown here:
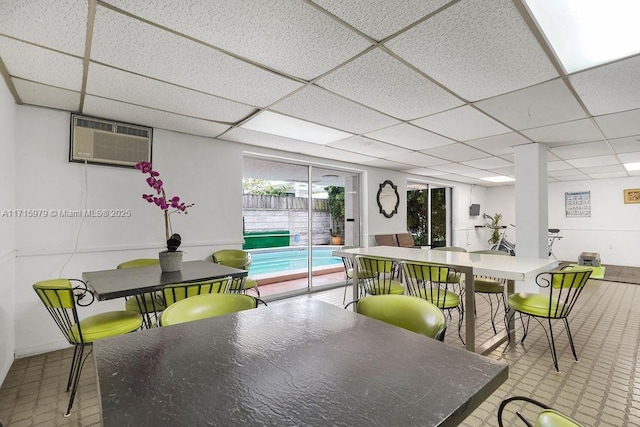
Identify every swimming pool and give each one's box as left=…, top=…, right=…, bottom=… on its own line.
left=248, top=247, right=342, bottom=276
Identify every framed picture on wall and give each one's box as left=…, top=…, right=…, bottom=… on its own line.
left=623, top=188, right=640, bottom=204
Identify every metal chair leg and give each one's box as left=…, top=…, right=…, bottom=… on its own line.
left=65, top=345, right=89, bottom=417
left=563, top=318, right=578, bottom=362
left=547, top=318, right=560, bottom=372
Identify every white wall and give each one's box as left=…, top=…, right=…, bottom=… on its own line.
left=0, top=79, right=17, bottom=384
left=485, top=178, right=640, bottom=267
left=14, top=106, right=245, bottom=357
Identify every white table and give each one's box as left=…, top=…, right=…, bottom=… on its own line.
left=332, top=246, right=559, bottom=354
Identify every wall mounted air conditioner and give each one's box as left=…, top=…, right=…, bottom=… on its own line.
left=69, top=114, right=152, bottom=167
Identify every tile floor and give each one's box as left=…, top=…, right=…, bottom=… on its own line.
left=1, top=277, right=638, bottom=426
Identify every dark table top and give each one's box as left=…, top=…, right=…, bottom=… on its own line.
left=94, top=299, right=508, bottom=426
left=83, top=260, right=247, bottom=300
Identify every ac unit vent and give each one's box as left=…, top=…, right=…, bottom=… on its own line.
left=70, top=114, right=152, bottom=168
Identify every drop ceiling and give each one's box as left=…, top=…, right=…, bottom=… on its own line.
left=1, top=0, right=640, bottom=187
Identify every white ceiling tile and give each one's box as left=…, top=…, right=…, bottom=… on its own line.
left=317, top=48, right=463, bottom=120
left=578, top=164, right=625, bottom=175
left=474, top=79, right=586, bottom=130
left=464, top=132, right=530, bottom=156
left=312, top=0, right=451, bottom=41
left=457, top=169, right=497, bottom=179
left=361, top=158, right=415, bottom=169
left=0, top=0, right=87, bottom=55
left=411, top=106, right=511, bottom=141
left=437, top=174, right=487, bottom=185
left=609, top=136, right=640, bottom=154
left=570, top=56, right=640, bottom=116
left=12, top=78, right=80, bottom=111
left=385, top=0, right=557, bottom=101
left=91, top=6, right=303, bottom=107
left=328, top=136, right=410, bottom=158
left=86, top=64, right=254, bottom=123
left=462, top=157, right=512, bottom=169
left=489, top=166, right=515, bottom=176
left=83, top=96, right=230, bottom=138
left=500, top=153, right=515, bottom=162
left=554, top=174, right=590, bottom=182
left=430, top=163, right=481, bottom=174
left=522, top=119, right=603, bottom=145
left=550, top=141, right=614, bottom=160
left=566, top=155, right=619, bottom=168
left=271, top=86, right=399, bottom=134
left=304, top=145, right=379, bottom=164
left=546, top=151, right=561, bottom=161
left=220, top=128, right=320, bottom=154
left=618, top=152, right=640, bottom=164
left=0, top=37, right=82, bottom=91
left=387, top=152, right=451, bottom=168
left=364, top=123, right=455, bottom=150
left=421, top=143, right=489, bottom=162
left=595, top=109, right=640, bottom=140
left=103, top=0, right=370, bottom=80
left=402, top=167, right=451, bottom=176
left=548, top=168, right=583, bottom=177
left=547, top=161, right=574, bottom=171
left=588, top=172, right=629, bottom=179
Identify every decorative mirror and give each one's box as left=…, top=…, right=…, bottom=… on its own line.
left=377, top=180, right=399, bottom=218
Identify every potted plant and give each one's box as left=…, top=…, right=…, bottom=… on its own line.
left=326, top=186, right=344, bottom=245
left=483, top=212, right=503, bottom=245
left=135, top=161, right=194, bottom=272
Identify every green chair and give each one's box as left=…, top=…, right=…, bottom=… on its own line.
left=470, top=249, right=511, bottom=334
left=159, top=292, right=259, bottom=326
left=430, top=246, right=465, bottom=293
left=339, top=247, right=377, bottom=304
left=33, top=279, right=143, bottom=416
left=353, top=295, right=447, bottom=341
left=117, top=259, right=166, bottom=314
left=401, top=261, right=464, bottom=344
left=505, top=268, right=592, bottom=371
left=498, top=396, right=583, bottom=426
left=354, top=255, right=404, bottom=297
left=162, top=277, right=231, bottom=307
left=212, top=249, right=260, bottom=297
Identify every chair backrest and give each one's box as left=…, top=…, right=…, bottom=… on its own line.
left=212, top=249, right=252, bottom=270
left=536, top=269, right=591, bottom=318
left=33, top=279, right=81, bottom=344
left=159, top=292, right=258, bottom=326
left=396, top=233, right=416, bottom=248
left=162, top=277, right=232, bottom=307
left=117, top=258, right=160, bottom=269
left=355, top=256, right=400, bottom=295
left=375, top=234, right=398, bottom=246
left=431, top=246, right=467, bottom=252
left=355, top=295, right=446, bottom=341
left=498, top=396, right=584, bottom=427
left=401, top=261, right=460, bottom=308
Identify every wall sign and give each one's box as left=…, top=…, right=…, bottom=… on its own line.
left=565, top=191, right=591, bottom=217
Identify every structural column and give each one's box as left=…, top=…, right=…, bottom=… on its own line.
left=515, top=144, right=548, bottom=289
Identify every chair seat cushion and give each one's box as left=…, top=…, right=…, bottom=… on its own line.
left=508, top=293, right=564, bottom=318
left=415, top=288, right=460, bottom=309
left=243, top=277, right=258, bottom=289
left=346, top=269, right=377, bottom=280
left=536, top=409, right=583, bottom=427
left=474, top=278, right=504, bottom=293
left=366, top=280, right=404, bottom=295
left=125, top=292, right=166, bottom=313
left=70, top=311, right=142, bottom=343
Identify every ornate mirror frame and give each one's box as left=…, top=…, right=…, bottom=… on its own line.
left=377, top=180, right=399, bottom=218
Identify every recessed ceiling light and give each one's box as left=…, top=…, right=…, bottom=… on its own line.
left=240, top=111, right=352, bottom=144
left=624, top=162, right=640, bottom=171
left=481, top=176, right=515, bottom=183
left=524, top=0, right=640, bottom=73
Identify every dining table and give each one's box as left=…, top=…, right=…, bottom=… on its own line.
left=94, top=299, right=508, bottom=426
left=83, top=260, right=247, bottom=327
left=332, top=246, right=560, bottom=354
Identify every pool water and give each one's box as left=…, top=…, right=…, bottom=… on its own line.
left=249, top=247, right=342, bottom=276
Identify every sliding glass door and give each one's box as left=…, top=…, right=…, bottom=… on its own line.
left=407, top=182, right=452, bottom=248
left=243, top=156, right=360, bottom=297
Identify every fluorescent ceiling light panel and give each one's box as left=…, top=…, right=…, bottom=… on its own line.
left=240, top=111, right=352, bottom=144
left=481, top=176, right=515, bottom=183
left=525, top=0, right=640, bottom=73
left=624, top=162, right=640, bottom=171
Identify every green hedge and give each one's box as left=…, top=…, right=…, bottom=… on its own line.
left=243, top=230, right=290, bottom=249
